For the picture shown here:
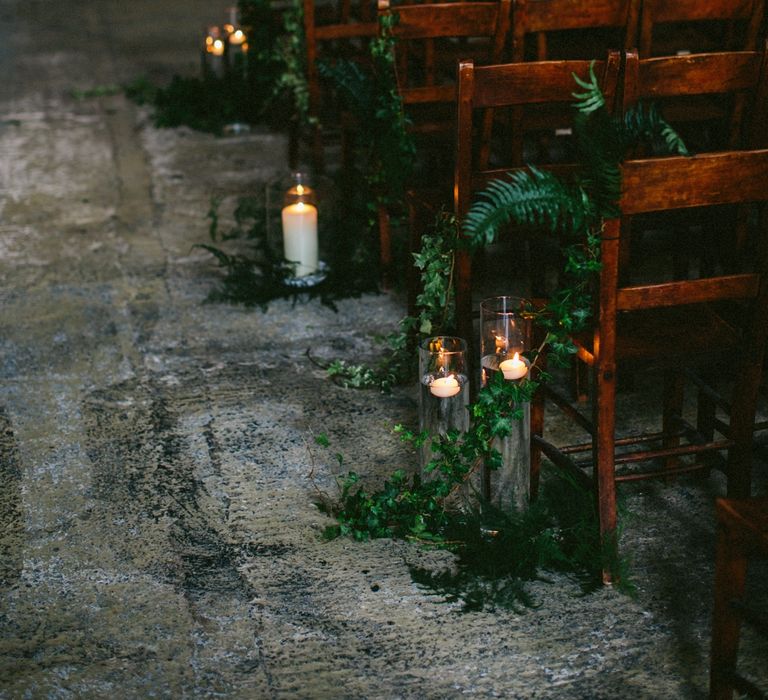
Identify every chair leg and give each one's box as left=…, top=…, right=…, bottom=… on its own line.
left=726, top=355, right=764, bottom=498
left=530, top=378, right=545, bottom=501
left=695, top=369, right=720, bottom=446
left=709, top=518, right=747, bottom=700
left=593, top=362, right=619, bottom=584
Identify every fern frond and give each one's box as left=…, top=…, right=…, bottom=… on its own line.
left=571, top=62, right=605, bottom=115
left=622, top=101, right=689, bottom=156
left=463, top=167, right=586, bottom=247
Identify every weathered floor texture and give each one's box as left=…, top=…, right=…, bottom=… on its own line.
left=1, top=1, right=767, bottom=698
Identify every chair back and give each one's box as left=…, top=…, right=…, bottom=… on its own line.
left=638, top=0, right=765, bottom=56
left=453, top=52, right=622, bottom=349
left=378, top=0, right=512, bottom=107
left=511, top=0, right=640, bottom=61
left=623, top=43, right=768, bottom=149
left=594, top=150, right=768, bottom=378
left=454, top=53, right=623, bottom=217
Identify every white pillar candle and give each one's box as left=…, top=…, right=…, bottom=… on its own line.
left=499, top=352, right=528, bottom=380
left=282, top=202, right=318, bottom=277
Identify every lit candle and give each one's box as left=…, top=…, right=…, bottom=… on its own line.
left=494, top=334, right=507, bottom=356
left=229, top=28, right=246, bottom=46
left=499, top=352, right=528, bottom=380
left=282, top=200, right=318, bottom=277
left=430, top=375, right=461, bottom=398
left=211, top=38, right=225, bottom=57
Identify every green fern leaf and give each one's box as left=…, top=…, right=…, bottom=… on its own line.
left=463, top=167, right=585, bottom=247
left=571, top=62, right=605, bottom=115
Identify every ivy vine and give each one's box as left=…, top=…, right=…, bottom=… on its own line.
left=318, top=65, right=688, bottom=605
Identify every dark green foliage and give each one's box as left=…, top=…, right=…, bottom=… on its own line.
left=319, top=372, right=540, bottom=544
left=318, top=13, right=416, bottom=217
left=148, top=73, right=256, bottom=135
left=408, top=497, right=569, bottom=612
left=317, top=413, right=631, bottom=610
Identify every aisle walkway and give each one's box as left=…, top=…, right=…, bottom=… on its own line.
left=1, top=2, right=766, bottom=698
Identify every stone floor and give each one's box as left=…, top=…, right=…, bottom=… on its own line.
left=1, top=1, right=767, bottom=698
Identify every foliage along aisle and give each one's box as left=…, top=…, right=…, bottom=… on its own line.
left=316, top=64, right=689, bottom=608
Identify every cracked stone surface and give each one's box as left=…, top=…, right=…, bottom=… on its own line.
left=1, top=1, right=767, bottom=698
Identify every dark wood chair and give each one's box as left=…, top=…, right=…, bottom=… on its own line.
left=638, top=0, right=766, bottom=58
left=709, top=496, right=768, bottom=699
left=377, top=0, right=512, bottom=291
left=535, top=149, right=768, bottom=581
left=634, top=0, right=766, bottom=155
left=505, top=0, right=639, bottom=166
left=302, top=0, right=379, bottom=172
left=511, top=0, right=640, bottom=62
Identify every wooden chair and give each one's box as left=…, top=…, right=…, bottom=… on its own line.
left=535, top=149, right=768, bottom=581
left=634, top=0, right=766, bottom=155
left=302, top=0, right=379, bottom=172
left=453, top=52, right=623, bottom=369
left=504, top=0, right=639, bottom=166
left=638, top=0, right=766, bottom=58
left=561, top=46, right=768, bottom=407
left=511, top=0, right=640, bottom=62
left=377, top=0, right=512, bottom=290
left=710, top=496, right=768, bottom=699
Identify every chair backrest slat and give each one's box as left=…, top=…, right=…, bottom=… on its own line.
left=619, top=150, right=768, bottom=215
left=617, top=274, right=761, bottom=311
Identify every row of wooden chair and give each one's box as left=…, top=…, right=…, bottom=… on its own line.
left=300, top=0, right=767, bottom=173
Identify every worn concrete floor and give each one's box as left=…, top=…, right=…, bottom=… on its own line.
left=1, top=1, right=767, bottom=698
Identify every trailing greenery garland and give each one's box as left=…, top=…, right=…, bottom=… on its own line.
left=318, top=13, right=416, bottom=220
left=318, top=65, right=688, bottom=605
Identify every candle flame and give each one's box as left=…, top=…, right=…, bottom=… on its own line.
left=296, top=184, right=305, bottom=195
left=512, top=351, right=520, bottom=362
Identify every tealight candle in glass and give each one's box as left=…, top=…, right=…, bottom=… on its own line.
left=282, top=172, right=319, bottom=278
left=480, top=295, right=532, bottom=385
left=418, top=336, right=470, bottom=476
left=202, top=26, right=226, bottom=79
left=479, top=296, right=533, bottom=511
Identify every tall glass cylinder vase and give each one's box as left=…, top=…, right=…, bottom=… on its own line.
left=480, top=296, right=533, bottom=511
left=418, top=337, right=471, bottom=490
